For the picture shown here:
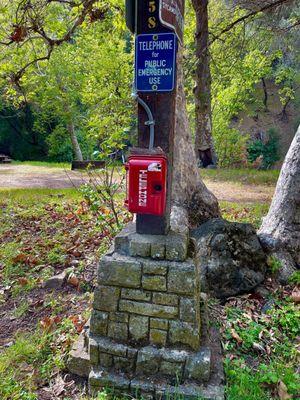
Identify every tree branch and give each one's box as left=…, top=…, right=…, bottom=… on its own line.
left=1, top=0, right=100, bottom=82
left=207, top=0, right=292, bottom=44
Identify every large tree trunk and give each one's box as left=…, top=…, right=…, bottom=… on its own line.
left=258, top=125, right=300, bottom=281
left=191, top=0, right=217, bottom=168
left=171, top=46, right=220, bottom=229
left=67, top=119, right=83, bottom=161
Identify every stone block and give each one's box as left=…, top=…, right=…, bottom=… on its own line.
left=89, top=337, right=99, bottom=366
left=114, top=356, right=135, bottom=373
left=166, top=233, right=188, bottom=261
left=136, top=346, right=161, bottom=375
left=151, top=242, right=166, bottom=259
left=150, top=329, right=167, bottom=346
left=127, top=347, right=138, bottom=359
left=158, top=382, right=225, bottom=400
left=168, top=263, right=195, bottom=295
left=96, top=336, right=128, bottom=357
left=142, top=275, right=166, bottom=291
left=180, top=298, right=197, bottom=322
left=109, top=312, right=129, bottom=323
left=108, top=321, right=128, bottom=341
left=89, top=310, right=108, bottom=335
left=129, top=237, right=151, bottom=257
left=150, top=318, right=168, bottom=330
left=99, top=352, right=113, bottom=368
left=119, top=300, right=178, bottom=319
left=67, top=332, right=90, bottom=378
left=143, top=260, right=168, bottom=275
left=185, top=348, right=211, bottom=382
left=160, top=348, right=189, bottom=363
left=129, top=315, right=149, bottom=341
left=169, top=321, right=200, bottom=351
left=98, top=255, right=142, bottom=288
left=153, top=292, right=178, bottom=306
left=89, top=369, right=130, bottom=390
left=130, top=378, right=156, bottom=394
left=160, top=360, right=183, bottom=378
left=93, top=286, right=120, bottom=312
left=114, top=222, right=135, bottom=255
left=121, top=288, right=151, bottom=302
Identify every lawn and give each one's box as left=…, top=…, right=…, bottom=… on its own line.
left=12, top=161, right=72, bottom=169
left=0, top=177, right=299, bottom=400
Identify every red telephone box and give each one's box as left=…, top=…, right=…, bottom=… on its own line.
left=125, top=154, right=167, bottom=216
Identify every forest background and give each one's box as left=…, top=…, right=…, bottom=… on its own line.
left=0, top=0, right=299, bottom=168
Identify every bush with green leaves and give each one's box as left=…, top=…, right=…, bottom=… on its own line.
left=247, top=128, right=280, bottom=169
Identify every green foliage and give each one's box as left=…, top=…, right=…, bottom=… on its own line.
left=224, top=296, right=300, bottom=399
left=225, top=359, right=271, bottom=400
left=267, top=255, right=282, bottom=275
left=0, top=320, right=76, bottom=400
left=288, top=270, right=300, bottom=285
left=184, top=1, right=300, bottom=167
left=270, top=302, right=300, bottom=340
left=247, top=129, right=281, bottom=169
left=0, top=0, right=133, bottom=162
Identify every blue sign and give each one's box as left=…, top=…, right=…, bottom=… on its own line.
left=135, top=33, right=176, bottom=92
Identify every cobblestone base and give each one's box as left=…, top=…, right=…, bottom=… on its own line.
left=68, top=224, right=224, bottom=399
left=89, top=368, right=224, bottom=400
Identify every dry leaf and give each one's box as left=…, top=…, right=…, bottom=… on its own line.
left=231, top=328, right=243, bottom=344
left=18, top=277, right=29, bottom=286
left=278, top=381, right=292, bottom=400
left=53, top=375, right=66, bottom=397
left=291, top=289, right=300, bottom=304
left=67, top=275, right=79, bottom=287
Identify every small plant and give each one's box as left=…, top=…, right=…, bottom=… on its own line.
left=288, top=270, right=300, bottom=285
left=78, top=155, right=131, bottom=232
left=267, top=255, right=282, bottom=275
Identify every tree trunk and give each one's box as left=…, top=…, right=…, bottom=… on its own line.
left=258, top=125, right=300, bottom=280
left=261, top=77, right=268, bottom=110
left=171, top=46, right=220, bottom=228
left=67, top=120, right=83, bottom=161
left=191, top=0, right=217, bottom=168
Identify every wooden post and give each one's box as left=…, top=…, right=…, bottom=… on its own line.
left=135, top=0, right=183, bottom=235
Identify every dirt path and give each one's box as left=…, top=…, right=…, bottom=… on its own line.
left=0, top=164, right=85, bottom=189
left=0, top=164, right=274, bottom=203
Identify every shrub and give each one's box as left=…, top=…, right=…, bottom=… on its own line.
left=247, top=128, right=280, bottom=169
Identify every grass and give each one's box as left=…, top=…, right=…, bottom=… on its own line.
left=220, top=201, right=270, bottom=228
left=201, top=168, right=280, bottom=186
left=223, top=297, right=300, bottom=399
left=0, top=187, right=80, bottom=202
left=12, top=160, right=71, bottom=169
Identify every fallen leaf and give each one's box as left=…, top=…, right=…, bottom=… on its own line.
left=12, top=253, right=27, bottom=263
left=18, top=277, right=29, bottom=286
left=291, top=289, right=300, bottom=304
left=40, top=316, right=61, bottom=330
left=67, top=274, right=79, bottom=288
left=278, top=381, right=292, bottom=400
left=231, top=328, right=243, bottom=344
left=52, top=375, right=66, bottom=397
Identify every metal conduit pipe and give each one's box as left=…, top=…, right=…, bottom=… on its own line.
left=132, top=91, right=155, bottom=150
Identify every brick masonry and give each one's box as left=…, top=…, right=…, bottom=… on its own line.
left=68, top=224, right=224, bottom=399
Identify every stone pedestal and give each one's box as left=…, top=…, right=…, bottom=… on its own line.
left=68, top=223, right=224, bottom=399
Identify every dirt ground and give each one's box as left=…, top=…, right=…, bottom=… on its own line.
left=0, top=164, right=275, bottom=203
left=0, top=164, right=86, bottom=189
